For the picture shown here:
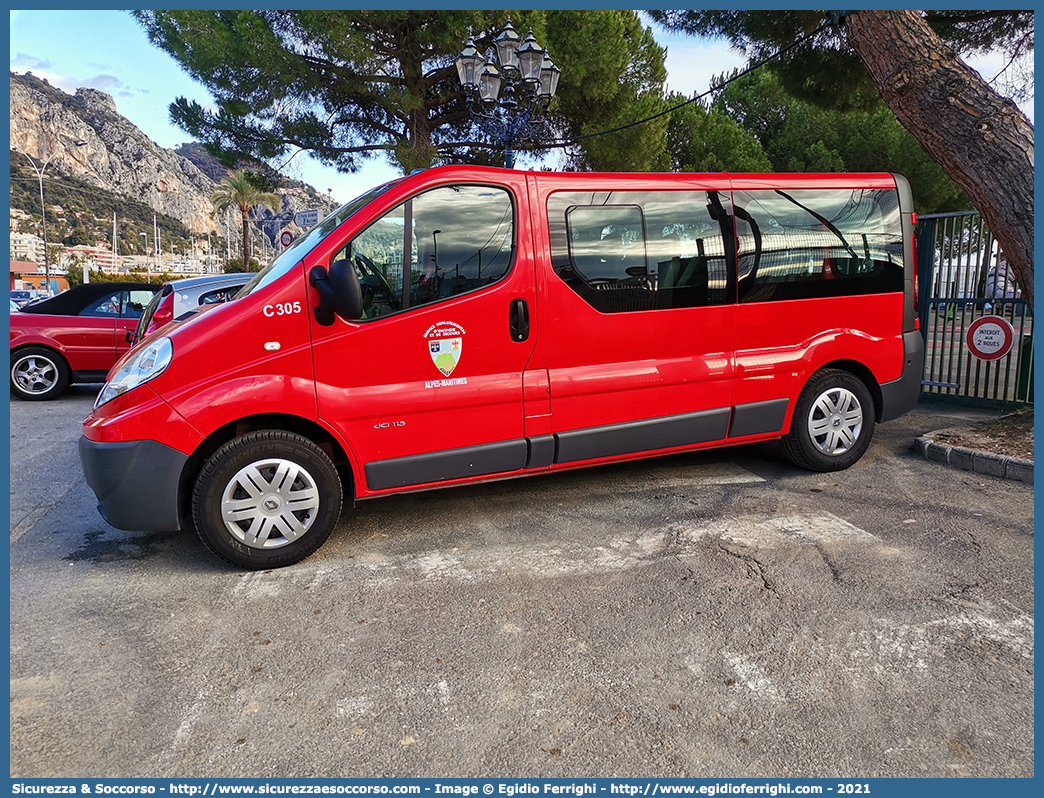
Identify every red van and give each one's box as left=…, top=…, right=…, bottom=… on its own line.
left=80, top=166, right=923, bottom=569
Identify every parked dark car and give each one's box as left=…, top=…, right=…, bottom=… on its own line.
left=10, top=289, right=39, bottom=308
left=134, top=273, right=250, bottom=343
left=10, top=282, right=161, bottom=400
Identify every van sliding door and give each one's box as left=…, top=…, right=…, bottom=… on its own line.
left=539, top=178, right=738, bottom=465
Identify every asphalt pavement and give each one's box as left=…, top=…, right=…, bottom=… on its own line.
left=9, top=388, right=1035, bottom=778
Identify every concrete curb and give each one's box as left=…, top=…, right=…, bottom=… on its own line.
left=914, top=430, right=1034, bottom=484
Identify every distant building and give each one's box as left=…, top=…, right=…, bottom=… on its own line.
left=10, top=260, right=68, bottom=293
left=9, top=231, right=45, bottom=263
left=66, top=244, right=117, bottom=272
left=10, top=260, right=38, bottom=290
left=9, top=207, right=31, bottom=231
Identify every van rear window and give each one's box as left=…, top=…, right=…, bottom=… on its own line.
left=734, top=188, right=905, bottom=302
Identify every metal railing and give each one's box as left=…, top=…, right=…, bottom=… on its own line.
left=916, top=211, right=1033, bottom=407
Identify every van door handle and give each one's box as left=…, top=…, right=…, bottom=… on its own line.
left=509, top=298, right=530, bottom=342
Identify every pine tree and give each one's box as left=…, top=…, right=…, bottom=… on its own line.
left=133, top=10, right=669, bottom=173
left=648, top=10, right=1035, bottom=308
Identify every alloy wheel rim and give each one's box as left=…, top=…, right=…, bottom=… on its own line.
left=220, top=457, right=321, bottom=549
left=807, top=387, right=863, bottom=456
left=12, top=354, right=58, bottom=395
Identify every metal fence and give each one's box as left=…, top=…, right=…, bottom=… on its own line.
left=916, top=211, right=1033, bottom=407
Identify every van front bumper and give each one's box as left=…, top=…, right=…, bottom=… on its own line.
left=78, top=436, right=187, bottom=532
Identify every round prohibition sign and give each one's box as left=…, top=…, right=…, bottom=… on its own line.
left=966, top=314, right=1015, bottom=360
left=279, top=230, right=294, bottom=247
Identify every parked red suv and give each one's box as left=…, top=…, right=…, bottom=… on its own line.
left=10, top=282, right=160, bottom=400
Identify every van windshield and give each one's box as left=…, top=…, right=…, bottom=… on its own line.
left=236, top=179, right=402, bottom=298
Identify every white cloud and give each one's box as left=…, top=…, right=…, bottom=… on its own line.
left=10, top=67, right=141, bottom=112
left=10, top=53, right=51, bottom=71
left=10, top=67, right=80, bottom=95
left=82, top=74, right=127, bottom=93
left=657, top=32, right=1033, bottom=123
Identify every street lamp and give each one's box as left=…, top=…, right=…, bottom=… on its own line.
left=138, top=232, right=152, bottom=283
left=455, top=19, right=561, bottom=168
left=11, top=140, right=87, bottom=294
left=12, top=145, right=60, bottom=294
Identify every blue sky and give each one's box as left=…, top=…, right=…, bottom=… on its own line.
left=4, top=9, right=753, bottom=202
left=9, top=9, right=1033, bottom=205
left=9, top=9, right=404, bottom=202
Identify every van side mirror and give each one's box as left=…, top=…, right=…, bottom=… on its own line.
left=329, top=258, right=364, bottom=321
left=309, top=266, right=335, bottom=325
left=310, top=260, right=363, bottom=324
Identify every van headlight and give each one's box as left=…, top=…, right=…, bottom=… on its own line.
left=95, top=336, right=173, bottom=409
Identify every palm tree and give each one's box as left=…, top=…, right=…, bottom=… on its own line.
left=210, top=170, right=281, bottom=269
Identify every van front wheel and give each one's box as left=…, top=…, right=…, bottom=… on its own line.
left=193, top=431, right=343, bottom=569
left=781, top=370, right=875, bottom=472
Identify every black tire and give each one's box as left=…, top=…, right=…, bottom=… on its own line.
left=10, top=346, right=71, bottom=401
left=781, top=369, right=875, bottom=472
left=192, top=430, right=343, bottom=569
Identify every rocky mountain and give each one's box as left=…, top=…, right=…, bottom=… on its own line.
left=173, top=140, right=340, bottom=240
left=9, top=72, right=337, bottom=240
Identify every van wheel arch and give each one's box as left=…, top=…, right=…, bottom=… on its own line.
left=179, top=414, right=357, bottom=531
left=782, top=367, right=877, bottom=472
left=192, top=430, right=343, bottom=568
left=812, top=359, right=883, bottom=422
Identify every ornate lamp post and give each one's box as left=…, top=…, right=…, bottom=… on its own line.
left=455, top=19, right=561, bottom=168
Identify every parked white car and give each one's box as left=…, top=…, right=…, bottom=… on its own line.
left=134, top=273, right=251, bottom=342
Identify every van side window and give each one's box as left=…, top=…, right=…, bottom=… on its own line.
left=734, top=188, right=905, bottom=303
left=566, top=205, right=646, bottom=284
left=548, top=190, right=734, bottom=312
left=334, top=184, right=515, bottom=319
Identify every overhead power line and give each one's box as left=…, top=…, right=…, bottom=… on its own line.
left=529, top=19, right=834, bottom=154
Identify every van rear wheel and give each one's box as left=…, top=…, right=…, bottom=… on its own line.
left=193, top=431, right=342, bottom=569
left=781, top=369, right=875, bottom=472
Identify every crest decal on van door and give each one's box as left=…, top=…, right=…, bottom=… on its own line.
left=424, top=321, right=466, bottom=377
